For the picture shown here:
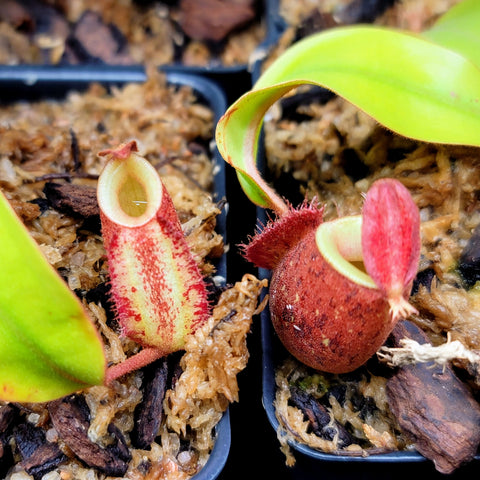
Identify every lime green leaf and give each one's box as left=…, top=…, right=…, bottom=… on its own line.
left=216, top=25, right=480, bottom=211
left=216, top=85, right=293, bottom=213
left=0, top=192, right=106, bottom=402
left=423, top=0, right=480, bottom=68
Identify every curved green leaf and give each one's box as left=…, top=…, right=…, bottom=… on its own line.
left=216, top=24, right=480, bottom=211
left=216, top=84, right=293, bottom=213
left=423, top=0, right=480, bottom=68
left=0, top=192, right=106, bottom=402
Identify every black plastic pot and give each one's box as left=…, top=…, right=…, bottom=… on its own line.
left=0, top=63, right=227, bottom=277
left=248, top=3, right=480, bottom=475
left=0, top=64, right=229, bottom=480
left=251, top=81, right=480, bottom=480
left=0, top=1, right=284, bottom=105
left=258, top=220, right=480, bottom=479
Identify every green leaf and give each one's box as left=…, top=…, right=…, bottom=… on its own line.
left=216, top=85, right=294, bottom=213
left=216, top=24, right=480, bottom=211
left=423, top=0, right=480, bottom=68
left=0, top=192, right=106, bottom=402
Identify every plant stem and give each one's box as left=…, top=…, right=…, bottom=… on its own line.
left=105, top=347, right=164, bottom=384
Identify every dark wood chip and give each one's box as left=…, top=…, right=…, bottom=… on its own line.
left=169, top=352, right=185, bottom=391
left=107, top=423, right=132, bottom=463
left=294, top=10, right=338, bottom=42
left=0, top=404, right=17, bottom=434
left=48, top=395, right=128, bottom=477
left=67, top=11, right=132, bottom=64
left=462, top=354, right=480, bottom=389
left=10, top=0, right=70, bottom=62
left=14, top=422, right=45, bottom=459
left=411, top=267, right=436, bottom=295
left=70, top=128, right=81, bottom=172
left=131, top=358, right=169, bottom=449
left=14, top=422, right=67, bottom=480
left=43, top=182, right=99, bottom=219
left=179, top=0, right=256, bottom=42
left=0, top=440, right=13, bottom=480
left=459, top=223, right=480, bottom=287
left=337, top=0, right=398, bottom=24
left=0, top=1, right=34, bottom=30
left=290, top=386, right=353, bottom=447
left=22, top=443, right=67, bottom=480
left=0, top=405, right=17, bottom=478
left=386, top=320, right=480, bottom=474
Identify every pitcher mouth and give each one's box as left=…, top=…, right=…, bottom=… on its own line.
left=315, top=214, right=377, bottom=289
left=97, top=142, right=163, bottom=229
